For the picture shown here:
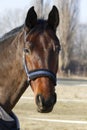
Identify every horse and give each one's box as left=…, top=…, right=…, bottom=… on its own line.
left=0, top=6, right=60, bottom=129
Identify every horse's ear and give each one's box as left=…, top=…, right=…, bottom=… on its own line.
left=25, top=6, right=37, bottom=31
left=48, top=6, right=59, bottom=32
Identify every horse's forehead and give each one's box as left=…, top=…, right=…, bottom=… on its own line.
left=28, top=30, right=55, bottom=45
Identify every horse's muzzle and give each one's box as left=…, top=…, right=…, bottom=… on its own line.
left=36, top=93, right=57, bottom=113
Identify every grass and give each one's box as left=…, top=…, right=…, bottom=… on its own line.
left=13, top=85, right=87, bottom=130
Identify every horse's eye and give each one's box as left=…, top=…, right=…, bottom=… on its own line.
left=55, top=45, right=60, bottom=54
left=24, top=48, right=30, bottom=54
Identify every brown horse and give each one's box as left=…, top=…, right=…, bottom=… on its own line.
left=0, top=5, right=60, bottom=118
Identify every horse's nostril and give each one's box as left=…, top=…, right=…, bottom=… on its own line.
left=36, top=93, right=57, bottom=113
left=36, top=94, right=44, bottom=108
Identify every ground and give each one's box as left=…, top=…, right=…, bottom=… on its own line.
left=13, top=84, right=87, bottom=130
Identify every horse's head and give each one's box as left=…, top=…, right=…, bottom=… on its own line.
left=23, top=6, right=60, bottom=113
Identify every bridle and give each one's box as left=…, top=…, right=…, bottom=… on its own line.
left=23, top=49, right=57, bottom=86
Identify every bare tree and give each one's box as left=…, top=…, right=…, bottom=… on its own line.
left=34, top=0, right=53, bottom=19
left=78, top=24, right=87, bottom=62
left=0, top=9, right=26, bottom=36
left=53, top=0, right=79, bottom=72
left=37, top=0, right=79, bottom=73
left=0, top=1, right=52, bottom=36
left=0, top=1, right=34, bottom=36
left=33, top=0, right=44, bottom=18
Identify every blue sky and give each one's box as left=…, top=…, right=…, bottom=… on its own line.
left=0, top=0, right=87, bottom=24
left=79, top=0, right=87, bottom=23
left=0, top=0, right=32, bottom=12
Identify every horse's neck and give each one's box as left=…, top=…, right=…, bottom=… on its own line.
left=0, top=32, right=28, bottom=113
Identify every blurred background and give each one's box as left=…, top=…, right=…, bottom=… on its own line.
left=0, top=0, right=87, bottom=78
left=0, top=1, right=87, bottom=130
